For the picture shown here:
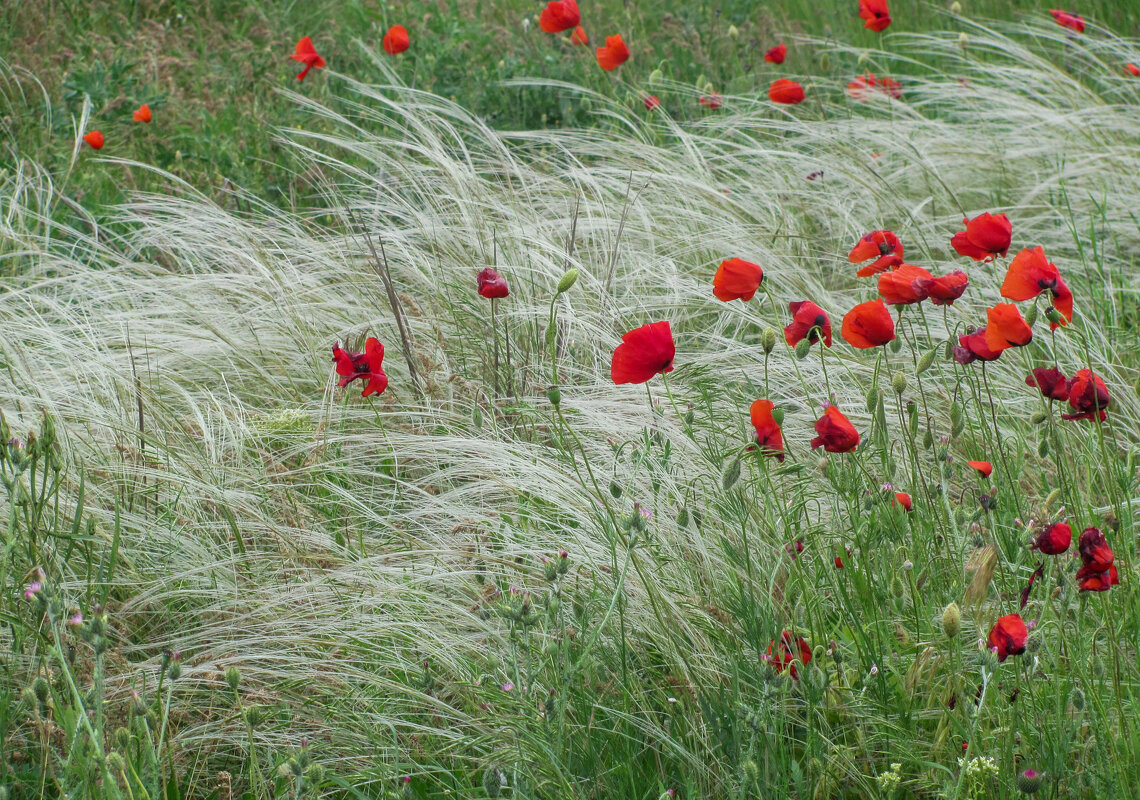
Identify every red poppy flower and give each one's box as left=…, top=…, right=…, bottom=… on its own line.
left=1020, top=563, right=1045, bottom=609
left=848, top=230, right=904, bottom=277
left=383, top=25, right=411, bottom=55
left=1128, top=63, right=1140, bottom=77
left=915, top=270, right=969, bottom=306
left=835, top=555, right=845, bottom=568
left=133, top=104, right=152, bottom=123
left=333, top=337, right=388, bottom=397
left=1030, top=522, right=1071, bottom=555
left=644, top=95, right=660, bottom=110
left=1049, top=9, right=1085, bottom=33
left=1000, top=247, right=1073, bottom=328
left=1078, top=564, right=1119, bottom=592
left=954, top=329, right=1003, bottom=364
left=570, top=25, right=589, bottom=45
left=858, top=0, right=892, bottom=32
left=1025, top=367, right=1070, bottom=401
left=841, top=298, right=896, bottom=349
left=539, top=0, right=580, bottom=33
left=983, top=303, right=1033, bottom=353
left=847, top=73, right=902, bottom=100
left=476, top=268, right=509, bottom=299
left=811, top=406, right=860, bottom=453
left=878, top=263, right=932, bottom=305
left=611, top=321, right=675, bottom=385
left=596, top=34, right=630, bottom=70
left=785, top=540, right=804, bottom=559
left=765, top=43, right=787, bottom=64
left=987, top=614, right=1028, bottom=662
left=784, top=301, right=832, bottom=348
left=699, top=94, right=724, bottom=109
left=879, top=76, right=903, bottom=98
left=291, top=36, right=327, bottom=81
left=713, top=258, right=764, bottom=302
left=968, top=460, right=993, bottom=477
left=951, top=213, right=1012, bottom=261
left=893, top=492, right=913, bottom=511
left=1076, top=527, right=1118, bottom=592
left=749, top=399, right=784, bottom=462
left=765, top=631, right=812, bottom=679
left=769, top=79, right=805, bottom=104
left=1062, top=369, right=1110, bottom=422
left=83, top=131, right=104, bottom=149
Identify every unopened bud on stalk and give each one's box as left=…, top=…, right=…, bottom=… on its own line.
left=727, top=24, right=739, bottom=38
left=942, top=602, right=961, bottom=638
left=1038, top=438, right=1049, bottom=457
left=794, top=339, right=812, bottom=360
left=892, top=372, right=908, bottom=395
left=1024, top=304, right=1039, bottom=326
left=1030, top=410, right=1048, bottom=424
left=959, top=32, right=970, bottom=48
left=547, top=385, right=562, bottom=407
left=771, top=407, right=785, bottom=425
left=556, top=268, right=579, bottom=295
left=950, top=1, right=962, bottom=14
left=761, top=327, right=777, bottom=355
left=722, top=457, right=742, bottom=491
left=225, top=667, right=241, bottom=692
left=916, top=349, right=936, bottom=375
left=648, top=68, right=664, bottom=84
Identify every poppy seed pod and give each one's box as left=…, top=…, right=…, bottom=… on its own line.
left=771, top=407, right=785, bottom=425
left=547, top=385, right=561, bottom=406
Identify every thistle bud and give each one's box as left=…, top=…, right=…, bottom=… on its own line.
left=942, top=602, right=961, bottom=638
left=892, top=372, right=908, bottom=395
left=225, top=667, right=241, bottom=692
left=761, top=327, right=777, bottom=355
left=794, top=339, right=812, bottom=360
left=1017, top=769, right=1043, bottom=794
left=555, top=268, right=579, bottom=295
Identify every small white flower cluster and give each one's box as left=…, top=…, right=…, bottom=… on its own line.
left=957, top=755, right=999, bottom=779
left=876, top=762, right=902, bottom=793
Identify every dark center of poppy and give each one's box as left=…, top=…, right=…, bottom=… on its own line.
left=878, top=241, right=891, bottom=254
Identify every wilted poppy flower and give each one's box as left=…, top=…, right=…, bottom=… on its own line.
left=749, top=399, right=784, bottom=461
left=1078, top=564, right=1119, bottom=592
left=383, top=25, right=411, bottom=55
left=812, top=406, right=860, bottom=453
left=1020, top=563, right=1045, bottom=609
left=893, top=492, right=913, bottom=511
left=1063, top=369, right=1110, bottom=421
left=1025, top=367, right=1070, bottom=401
left=1001, top=247, right=1072, bottom=328
left=968, top=460, right=993, bottom=478
left=765, top=43, right=787, bottom=64
left=951, top=213, right=1012, bottom=261
left=611, top=321, right=674, bottom=385
left=570, top=25, right=589, bottom=45
left=784, top=301, right=832, bottom=348
left=841, top=298, right=896, bottom=349
left=848, top=230, right=904, bottom=276
left=954, top=329, right=1003, bottom=364
left=785, top=540, right=804, bottom=559
left=644, top=95, right=660, bottom=110
left=699, top=94, right=724, bottom=109
left=291, top=36, right=326, bottom=81
left=878, top=76, right=903, bottom=98
left=915, top=270, right=969, bottom=305
left=878, top=263, right=933, bottom=305
left=1030, top=522, right=1072, bottom=555
left=769, top=78, right=805, bottom=104
left=987, top=614, right=1028, bottom=662
left=1050, top=9, right=1085, bottom=33
left=765, top=631, right=812, bottom=679
left=539, top=0, right=580, bottom=33
left=713, top=258, right=764, bottom=302
left=83, top=131, right=104, bottom=149
left=333, top=337, right=388, bottom=397
left=847, top=73, right=902, bottom=100
left=858, top=0, right=892, bottom=32
left=1128, top=63, right=1140, bottom=77
left=476, top=268, right=509, bottom=299
left=133, top=104, right=152, bottom=123
left=1076, top=527, right=1118, bottom=591
left=983, top=303, right=1033, bottom=353
left=596, top=34, right=630, bottom=70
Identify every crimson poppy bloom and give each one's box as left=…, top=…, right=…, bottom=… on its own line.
left=570, top=25, right=589, bottom=45
left=749, top=399, right=784, bottom=461
left=769, top=79, right=805, bottom=104
left=596, top=34, right=630, bottom=70
left=878, top=263, right=932, bottom=305
left=1025, top=367, right=1070, bottom=401
left=1128, top=63, right=1140, bottom=77
left=784, top=301, right=832, bottom=348
left=893, top=492, right=913, bottom=511
left=841, top=298, right=896, bottom=349
left=766, top=631, right=812, bottom=679
left=333, top=337, right=388, bottom=397
left=858, top=0, right=892, bottom=32
left=951, top=213, right=1012, bottom=261
left=699, top=94, right=724, bottom=109
left=811, top=406, right=860, bottom=453
left=83, top=131, right=104, bottom=149
left=539, top=0, right=580, bottom=33
left=1076, top=527, right=1118, bottom=592
left=611, top=321, right=674, bottom=385
left=133, top=104, right=152, bottom=123
left=713, top=258, right=764, bottom=302
left=968, top=460, right=993, bottom=477
left=954, top=328, right=1003, bottom=364
left=848, top=230, right=904, bottom=277
left=835, top=555, right=845, bottom=568
left=1030, top=522, right=1071, bottom=555
left=1063, top=369, right=1110, bottom=421
left=1049, top=9, right=1085, bottom=33
left=644, top=95, right=660, bottom=110
left=476, top=268, right=509, bottom=299
left=1001, top=246, right=1073, bottom=328
left=983, top=303, right=1033, bottom=353
left=382, top=25, right=411, bottom=55
left=987, top=614, right=1028, bottom=662
left=915, top=270, right=969, bottom=306
left=765, top=43, right=787, bottom=64
left=291, top=36, right=326, bottom=81
left=1078, top=564, right=1119, bottom=592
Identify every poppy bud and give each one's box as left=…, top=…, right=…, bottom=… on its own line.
left=942, top=602, right=961, bottom=638
left=916, top=349, right=936, bottom=375
left=676, top=506, right=689, bottom=527
left=958, top=32, right=969, bottom=48
left=648, top=68, right=664, bottom=83
left=761, top=327, right=777, bottom=354
left=722, top=457, right=741, bottom=491
left=556, top=268, right=579, bottom=295
left=727, top=24, right=739, bottom=37
left=684, top=406, right=695, bottom=425
left=771, top=407, right=785, bottom=425
left=33, top=676, right=49, bottom=703
left=743, top=759, right=760, bottom=786
left=865, top=386, right=880, bottom=412
left=888, top=337, right=902, bottom=353
left=1017, top=769, right=1043, bottom=794
left=891, top=576, right=906, bottom=598
left=225, top=667, right=241, bottom=692
left=483, top=767, right=506, bottom=798
left=106, top=752, right=126, bottom=773
left=1024, top=304, right=1039, bottom=326
left=892, top=372, right=908, bottom=395
left=794, top=339, right=812, bottom=359
left=1030, top=410, right=1047, bottom=424
left=472, top=405, right=483, bottom=429
left=950, top=1, right=962, bottom=12
left=1026, top=634, right=1041, bottom=653
left=922, top=430, right=934, bottom=449
left=1069, top=687, right=1085, bottom=710
left=818, top=53, right=831, bottom=72
left=1037, top=438, right=1049, bottom=457
left=547, top=385, right=562, bottom=407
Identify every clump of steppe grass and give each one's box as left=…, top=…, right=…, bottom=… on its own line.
left=1, top=14, right=1139, bottom=800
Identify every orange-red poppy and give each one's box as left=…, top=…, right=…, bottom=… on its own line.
left=841, top=298, right=896, bottom=349
left=699, top=94, right=723, bottom=109
left=750, top=400, right=785, bottom=462
left=83, top=131, right=104, bottom=149
left=968, top=460, right=993, bottom=477
left=1049, top=9, right=1085, bottom=33
left=383, top=25, right=410, bottom=55
left=915, top=270, right=969, bottom=306
left=848, top=230, right=904, bottom=276
left=713, top=258, right=764, bottom=302
left=893, top=492, right=913, bottom=511
left=765, top=43, right=787, bottom=64
left=291, top=36, right=326, bottom=81
left=951, top=212, right=1012, bottom=261
left=858, top=0, right=891, bottom=32
left=1000, top=246, right=1072, bottom=328
left=812, top=406, right=859, bottom=453
left=596, top=34, right=630, bottom=70
left=1025, top=367, right=1070, bottom=401
left=540, top=0, right=580, bottom=33
left=570, top=25, right=589, bottom=45
left=784, top=301, right=832, bottom=348
left=848, top=73, right=902, bottom=100
left=987, top=614, right=1027, bottom=662
left=476, top=268, right=509, bottom=299
left=766, top=631, right=812, bottom=679
left=954, top=328, right=1003, bottom=364
left=1076, top=527, right=1119, bottom=592
left=611, top=321, right=674, bottom=384
left=769, top=79, right=805, bottom=104
left=133, top=104, right=152, bottom=123
left=878, top=263, right=932, bottom=305
left=1063, top=369, right=1110, bottom=422
left=983, top=303, right=1033, bottom=352
left=1128, top=63, right=1140, bottom=77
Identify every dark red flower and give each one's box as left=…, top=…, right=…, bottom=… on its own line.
left=954, top=328, right=1003, bottom=364
left=841, top=298, right=896, bottom=349
left=644, top=94, right=660, bottom=110
left=291, top=36, right=327, bottom=81
left=848, top=230, right=904, bottom=277
left=611, top=321, right=675, bottom=385
left=893, top=492, right=913, bottom=511
left=539, top=0, right=580, bottom=33
left=476, top=268, right=510, bottom=299
left=987, top=614, right=1028, bottom=662
left=750, top=399, right=785, bottom=461
left=765, top=43, right=787, bottom=64
left=951, top=213, right=1012, bottom=261
left=983, top=303, right=1033, bottom=353
left=769, top=79, right=805, bottom=105
left=1050, top=9, right=1085, bottom=33
left=699, top=94, right=724, bottom=109
left=811, top=406, right=859, bottom=453
left=1076, top=527, right=1118, bottom=592
left=596, top=34, right=630, bottom=70
left=382, top=25, right=410, bottom=55
left=915, top=270, right=969, bottom=306
left=1026, top=367, right=1070, bottom=401
left=765, top=631, right=812, bottom=679
left=858, top=0, right=891, bottom=32
left=968, top=460, right=993, bottom=478
left=83, top=131, right=105, bottom=149
left=784, top=301, right=832, bottom=348
left=878, top=263, right=932, bottom=305
left=785, top=540, right=804, bottom=559
left=1062, top=369, right=1110, bottom=422
left=333, top=337, right=388, bottom=397
left=571, top=25, right=589, bottom=45
left=1030, top=522, right=1072, bottom=555
left=1001, top=247, right=1073, bottom=328
left=1020, top=563, right=1045, bottom=609
left=1078, top=564, right=1119, bottom=592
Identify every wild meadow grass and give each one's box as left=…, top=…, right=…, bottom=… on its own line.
left=2, top=4, right=1140, bottom=800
